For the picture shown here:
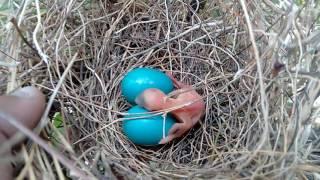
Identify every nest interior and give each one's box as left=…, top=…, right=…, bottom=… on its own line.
left=1, top=0, right=320, bottom=179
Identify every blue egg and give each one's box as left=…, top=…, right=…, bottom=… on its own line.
left=122, top=105, right=176, bottom=146
left=121, top=67, right=173, bottom=104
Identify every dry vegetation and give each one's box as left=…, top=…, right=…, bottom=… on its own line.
left=1, top=0, right=320, bottom=179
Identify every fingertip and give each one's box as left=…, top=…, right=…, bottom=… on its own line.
left=0, top=86, right=46, bottom=138
left=10, top=86, right=45, bottom=103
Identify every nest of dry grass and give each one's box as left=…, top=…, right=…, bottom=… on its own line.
left=1, top=0, right=320, bottom=179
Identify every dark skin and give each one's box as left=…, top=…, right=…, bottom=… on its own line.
left=0, top=86, right=46, bottom=180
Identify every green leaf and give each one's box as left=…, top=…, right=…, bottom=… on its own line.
left=53, top=112, right=63, bottom=128
left=294, top=0, right=305, bottom=6
left=50, top=112, right=67, bottom=146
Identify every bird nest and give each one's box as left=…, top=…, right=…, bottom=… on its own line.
left=1, top=0, right=320, bottom=179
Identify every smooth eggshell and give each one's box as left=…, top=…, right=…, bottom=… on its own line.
left=121, top=67, right=173, bottom=104
left=122, top=105, right=176, bottom=146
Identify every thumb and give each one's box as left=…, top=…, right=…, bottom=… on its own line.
left=0, top=86, right=46, bottom=138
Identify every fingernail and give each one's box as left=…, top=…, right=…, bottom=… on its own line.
left=10, top=86, right=40, bottom=98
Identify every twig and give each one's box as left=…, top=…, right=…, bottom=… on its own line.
left=32, top=0, right=49, bottom=64
left=38, top=52, right=79, bottom=130
left=10, top=18, right=40, bottom=57
left=238, top=0, right=269, bottom=167
left=0, top=112, right=92, bottom=179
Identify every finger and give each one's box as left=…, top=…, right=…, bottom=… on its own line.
left=0, top=132, right=13, bottom=180
left=0, top=86, right=45, bottom=180
left=0, top=86, right=46, bottom=138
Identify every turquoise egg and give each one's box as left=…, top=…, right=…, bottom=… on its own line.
left=121, top=67, right=173, bottom=104
left=123, top=105, right=176, bottom=146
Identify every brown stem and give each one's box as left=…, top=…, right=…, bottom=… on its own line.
left=10, top=18, right=40, bottom=58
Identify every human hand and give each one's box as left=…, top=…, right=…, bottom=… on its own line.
left=0, top=86, right=45, bottom=180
